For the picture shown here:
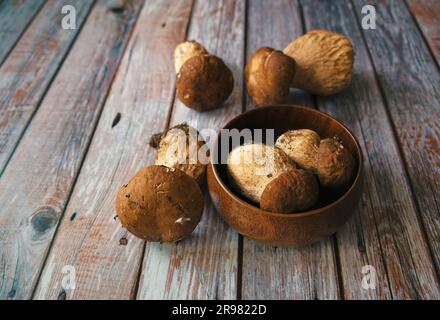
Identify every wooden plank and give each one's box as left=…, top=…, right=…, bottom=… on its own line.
left=0, top=0, right=93, bottom=173
left=242, top=0, right=340, bottom=300
left=353, top=0, right=440, bottom=291
left=303, top=0, right=440, bottom=299
left=406, top=0, right=440, bottom=65
left=0, top=0, right=144, bottom=300
left=0, top=0, right=45, bottom=65
left=33, top=0, right=193, bottom=300
left=136, top=0, right=245, bottom=300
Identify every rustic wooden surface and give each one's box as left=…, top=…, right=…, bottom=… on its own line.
left=0, top=0, right=439, bottom=300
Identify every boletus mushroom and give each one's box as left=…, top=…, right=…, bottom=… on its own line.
left=245, top=47, right=296, bottom=107
left=284, top=30, right=354, bottom=96
left=260, top=168, right=319, bottom=213
left=316, top=137, right=356, bottom=188
left=174, top=40, right=208, bottom=73
left=276, top=129, right=356, bottom=188
left=116, top=165, right=204, bottom=242
left=155, top=124, right=208, bottom=185
left=175, top=41, right=234, bottom=111
left=226, top=143, right=295, bottom=203
left=275, top=129, right=320, bottom=172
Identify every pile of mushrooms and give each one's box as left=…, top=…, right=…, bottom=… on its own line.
left=227, top=129, right=356, bottom=214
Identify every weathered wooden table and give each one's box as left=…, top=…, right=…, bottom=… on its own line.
left=0, top=0, right=439, bottom=300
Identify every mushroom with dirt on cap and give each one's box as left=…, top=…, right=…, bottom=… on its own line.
left=116, top=165, right=204, bottom=242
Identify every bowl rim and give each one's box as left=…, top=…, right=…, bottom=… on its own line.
left=209, top=104, right=364, bottom=218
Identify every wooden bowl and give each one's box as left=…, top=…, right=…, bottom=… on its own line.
left=207, top=105, right=364, bottom=246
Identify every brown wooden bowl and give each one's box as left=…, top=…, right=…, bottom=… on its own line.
left=207, top=105, right=364, bottom=246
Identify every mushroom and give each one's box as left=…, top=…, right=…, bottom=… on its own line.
left=316, top=137, right=356, bottom=188
left=275, top=129, right=320, bottom=172
left=260, top=168, right=319, bottom=213
left=284, top=30, right=354, bottom=96
left=155, top=124, right=208, bottom=185
left=174, top=41, right=234, bottom=111
left=244, top=47, right=296, bottom=107
left=174, top=40, right=208, bottom=73
left=276, top=129, right=356, bottom=188
left=226, top=143, right=295, bottom=203
left=116, top=165, right=204, bottom=242
left=176, top=54, right=234, bottom=111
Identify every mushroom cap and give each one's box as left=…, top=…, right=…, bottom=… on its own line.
left=176, top=54, right=234, bottom=111
left=260, top=168, right=319, bottom=213
left=245, top=47, right=296, bottom=107
left=226, top=144, right=295, bottom=203
left=284, top=30, right=354, bottom=96
left=316, top=137, right=356, bottom=188
left=174, top=40, right=208, bottom=73
left=116, top=165, right=204, bottom=242
left=155, top=124, right=208, bottom=185
left=275, top=129, right=320, bottom=172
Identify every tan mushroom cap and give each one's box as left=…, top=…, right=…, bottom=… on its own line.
left=176, top=54, right=234, bottom=111
left=260, top=168, right=319, bottom=213
left=116, top=165, right=204, bottom=242
left=174, top=40, right=208, bottom=73
left=316, top=137, right=356, bottom=188
left=284, top=30, right=354, bottom=96
left=245, top=47, right=296, bottom=107
left=155, top=124, right=208, bottom=185
left=275, top=129, right=320, bottom=172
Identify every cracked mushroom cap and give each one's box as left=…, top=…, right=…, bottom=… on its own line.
left=155, top=124, right=208, bottom=185
left=275, top=129, right=320, bottom=172
left=284, top=30, right=354, bottom=96
left=226, top=144, right=295, bottom=203
left=116, top=165, right=204, bottom=242
left=176, top=54, right=234, bottom=111
left=245, top=47, right=296, bottom=107
left=174, top=40, right=208, bottom=73
left=316, top=137, right=356, bottom=188
left=260, top=168, right=319, bottom=213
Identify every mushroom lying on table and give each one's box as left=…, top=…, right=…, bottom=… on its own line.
left=116, top=165, right=204, bottom=242
left=174, top=40, right=234, bottom=111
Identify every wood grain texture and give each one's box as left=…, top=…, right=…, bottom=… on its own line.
left=0, top=0, right=143, bottom=300
left=0, top=0, right=93, bottom=173
left=136, top=0, right=245, bottom=300
left=406, top=0, right=440, bottom=65
left=303, top=0, right=440, bottom=299
left=33, top=0, right=194, bottom=300
left=0, top=0, right=45, bottom=65
left=242, top=0, right=340, bottom=300
left=353, top=0, right=440, bottom=291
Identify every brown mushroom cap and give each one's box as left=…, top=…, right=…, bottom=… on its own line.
left=174, top=40, right=208, bottom=73
left=316, top=137, right=356, bottom=188
left=176, top=54, right=234, bottom=111
left=284, top=30, right=354, bottom=96
left=116, top=165, right=204, bottom=242
left=155, top=124, right=208, bottom=185
left=260, top=168, right=319, bottom=213
left=245, top=47, right=296, bottom=107
left=275, top=129, right=320, bottom=172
